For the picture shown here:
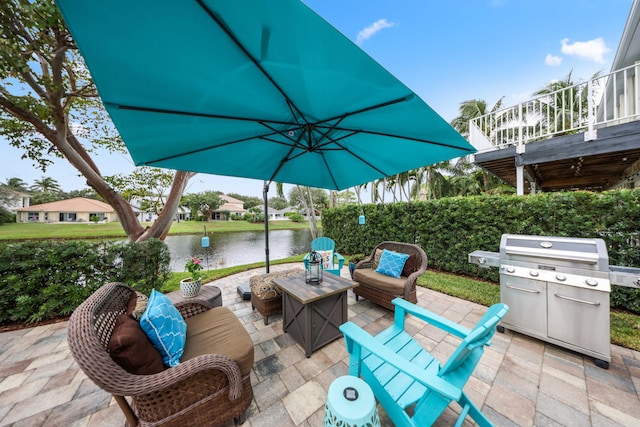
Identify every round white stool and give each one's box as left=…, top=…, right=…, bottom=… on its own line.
left=324, top=375, right=380, bottom=427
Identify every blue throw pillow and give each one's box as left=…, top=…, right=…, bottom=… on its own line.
left=140, top=289, right=187, bottom=367
left=375, top=249, right=410, bottom=279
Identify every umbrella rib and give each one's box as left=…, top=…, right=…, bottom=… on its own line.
left=319, top=154, right=340, bottom=190
left=267, top=144, right=300, bottom=185
left=109, top=103, right=295, bottom=126
left=141, top=132, right=281, bottom=165
left=197, top=0, right=308, bottom=124
left=315, top=126, right=475, bottom=152
left=316, top=95, right=411, bottom=126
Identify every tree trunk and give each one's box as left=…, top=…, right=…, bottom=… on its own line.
left=297, top=185, right=318, bottom=239
left=137, top=171, right=194, bottom=242
left=55, top=131, right=192, bottom=242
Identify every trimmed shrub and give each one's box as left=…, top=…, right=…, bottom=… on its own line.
left=0, top=239, right=170, bottom=324
left=322, top=190, right=640, bottom=313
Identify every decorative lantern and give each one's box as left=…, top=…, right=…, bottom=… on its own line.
left=306, top=251, right=323, bottom=284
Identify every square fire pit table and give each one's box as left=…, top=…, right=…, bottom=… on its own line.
left=274, top=273, right=357, bottom=357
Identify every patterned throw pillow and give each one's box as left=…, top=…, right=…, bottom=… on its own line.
left=140, top=289, right=187, bottom=367
left=375, top=249, right=410, bottom=279
left=315, top=250, right=334, bottom=270
left=130, top=292, right=149, bottom=321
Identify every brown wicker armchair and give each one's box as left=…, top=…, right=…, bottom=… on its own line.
left=67, top=282, right=254, bottom=427
left=352, top=241, right=427, bottom=310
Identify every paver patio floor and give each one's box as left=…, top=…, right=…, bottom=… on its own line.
left=1, top=264, right=640, bottom=426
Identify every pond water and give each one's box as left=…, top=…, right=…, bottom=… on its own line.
left=164, top=229, right=313, bottom=272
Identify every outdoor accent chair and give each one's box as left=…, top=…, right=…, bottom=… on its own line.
left=67, top=282, right=254, bottom=427
left=340, top=298, right=509, bottom=427
left=303, top=236, right=345, bottom=276
left=352, top=241, right=427, bottom=310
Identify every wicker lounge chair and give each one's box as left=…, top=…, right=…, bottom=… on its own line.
left=352, top=241, right=427, bottom=310
left=67, top=282, right=254, bottom=427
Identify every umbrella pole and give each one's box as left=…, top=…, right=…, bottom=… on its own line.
left=263, top=181, right=270, bottom=273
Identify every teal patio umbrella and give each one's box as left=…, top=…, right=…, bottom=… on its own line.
left=56, top=0, right=475, bottom=270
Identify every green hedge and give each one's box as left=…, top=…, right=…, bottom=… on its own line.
left=0, top=239, right=170, bottom=324
left=323, top=190, right=640, bottom=313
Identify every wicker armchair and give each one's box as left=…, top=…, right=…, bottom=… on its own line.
left=67, top=282, right=254, bottom=427
left=352, top=241, right=427, bottom=310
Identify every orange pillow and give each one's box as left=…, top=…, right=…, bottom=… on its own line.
left=108, top=314, right=165, bottom=375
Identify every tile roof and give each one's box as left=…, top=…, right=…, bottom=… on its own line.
left=17, top=197, right=114, bottom=212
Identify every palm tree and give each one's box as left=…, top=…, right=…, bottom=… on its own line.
left=533, top=70, right=601, bottom=136
left=31, top=176, right=62, bottom=193
left=450, top=97, right=504, bottom=138
left=4, top=177, right=28, bottom=192
left=450, top=99, right=512, bottom=194
left=417, top=161, right=454, bottom=200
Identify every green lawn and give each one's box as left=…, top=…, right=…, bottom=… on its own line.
left=0, top=219, right=311, bottom=240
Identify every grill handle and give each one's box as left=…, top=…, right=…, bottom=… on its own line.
left=554, top=292, right=600, bottom=306
left=505, top=284, right=541, bottom=294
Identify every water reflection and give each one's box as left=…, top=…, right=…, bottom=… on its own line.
left=165, top=229, right=313, bottom=271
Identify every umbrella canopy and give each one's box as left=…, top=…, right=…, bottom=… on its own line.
left=56, top=0, right=474, bottom=192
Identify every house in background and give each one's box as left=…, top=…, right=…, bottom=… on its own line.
left=0, top=189, right=30, bottom=213
left=264, top=206, right=288, bottom=220
left=262, top=206, right=321, bottom=221
left=212, top=194, right=247, bottom=220
left=16, top=197, right=118, bottom=223
left=469, top=0, right=640, bottom=194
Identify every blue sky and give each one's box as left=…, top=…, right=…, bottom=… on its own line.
left=1, top=0, right=633, bottom=198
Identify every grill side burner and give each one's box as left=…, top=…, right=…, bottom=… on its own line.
left=469, top=234, right=618, bottom=369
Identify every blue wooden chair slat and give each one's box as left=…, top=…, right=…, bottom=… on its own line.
left=303, top=237, right=345, bottom=276
left=340, top=298, right=509, bottom=427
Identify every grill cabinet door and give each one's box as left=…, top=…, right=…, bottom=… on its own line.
left=500, top=276, right=547, bottom=337
left=547, top=283, right=610, bottom=357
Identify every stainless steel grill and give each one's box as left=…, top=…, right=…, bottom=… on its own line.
left=469, top=234, right=640, bottom=369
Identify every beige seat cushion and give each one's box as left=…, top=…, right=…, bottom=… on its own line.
left=353, top=268, right=406, bottom=294
left=182, top=307, right=254, bottom=376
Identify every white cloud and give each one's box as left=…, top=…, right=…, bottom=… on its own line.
left=356, top=19, right=395, bottom=46
left=545, top=54, right=563, bottom=66
left=560, top=38, right=610, bottom=63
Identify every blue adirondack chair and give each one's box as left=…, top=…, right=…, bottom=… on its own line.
left=303, top=237, right=345, bottom=276
left=340, top=298, right=509, bottom=427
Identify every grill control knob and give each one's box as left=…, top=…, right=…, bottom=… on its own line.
left=506, top=267, right=515, bottom=273
left=585, top=278, right=598, bottom=287
left=529, top=270, right=539, bottom=277
left=555, top=274, right=566, bottom=282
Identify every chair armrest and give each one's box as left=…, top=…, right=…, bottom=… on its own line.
left=340, top=322, right=461, bottom=401
left=392, top=298, right=470, bottom=339
left=354, top=257, right=373, bottom=270
left=174, top=298, right=213, bottom=319
left=105, top=353, right=244, bottom=400
left=335, top=252, right=345, bottom=269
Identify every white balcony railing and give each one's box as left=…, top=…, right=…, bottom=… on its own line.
left=469, top=63, right=640, bottom=152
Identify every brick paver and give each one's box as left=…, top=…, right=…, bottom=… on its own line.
left=1, top=264, right=639, bottom=426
